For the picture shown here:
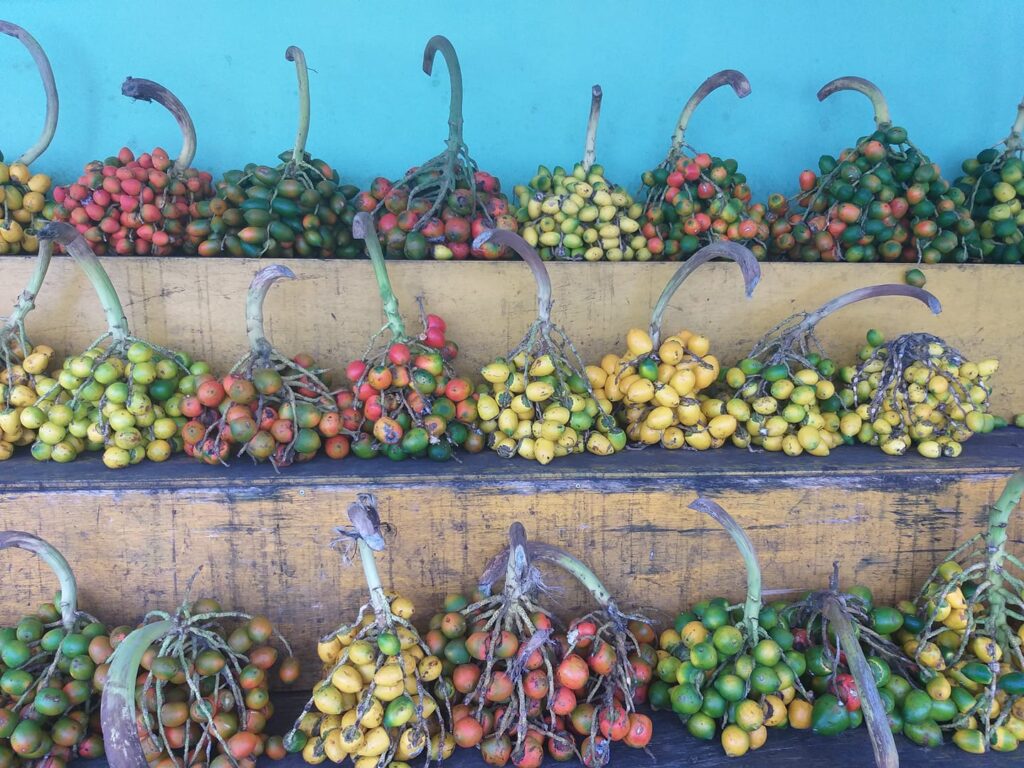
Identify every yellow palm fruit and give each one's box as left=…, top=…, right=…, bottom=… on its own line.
left=585, top=365, right=607, bottom=388
left=659, top=338, right=684, bottom=365
left=662, top=427, right=685, bottom=449
left=782, top=435, right=803, bottom=456
left=709, top=414, right=737, bottom=440
left=331, top=664, right=363, bottom=694
left=626, top=378, right=656, bottom=404
left=669, top=368, right=696, bottom=397
left=646, top=406, right=675, bottom=431
left=971, top=636, right=1002, bottom=663
left=534, top=437, right=555, bottom=464
left=625, top=328, right=653, bottom=357
left=313, top=682, right=345, bottom=714
left=685, top=429, right=712, bottom=450
left=677, top=401, right=703, bottom=426
left=302, top=738, right=327, bottom=764
left=482, top=361, right=511, bottom=383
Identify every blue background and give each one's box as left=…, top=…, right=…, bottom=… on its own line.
left=4, top=1, right=1023, bottom=197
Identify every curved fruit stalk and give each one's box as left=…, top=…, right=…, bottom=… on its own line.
left=102, top=582, right=298, bottom=768
left=184, top=45, right=356, bottom=259
left=482, top=539, right=655, bottom=766
left=372, top=36, right=486, bottom=234
left=786, top=565, right=901, bottom=768
left=845, top=330, right=998, bottom=457
left=648, top=240, right=760, bottom=349
left=184, top=265, right=338, bottom=468
left=121, top=77, right=197, bottom=175
left=342, top=213, right=478, bottom=461
left=912, top=468, right=1024, bottom=749
left=817, top=76, right=892, bottom=128
left=582, top=85, right=602, bottom=174
left=670, top=70, right=750, bottom=161
left=285, top=494, right=451, bottom=767
left=0, top=20, right=59, bottom=165
left=0, top=531, right=78, bottom=632
left=747, top=284, right=941, bottom=379
left=38, top=222, right=179, bottom=367
left=1, top=531, right=110, bottom=766
left=475, top=229, right=623, bottom=461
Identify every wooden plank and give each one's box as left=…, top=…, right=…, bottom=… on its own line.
left=1, top=433, right=1021, bottom=686
left=0, top=257, right=1020, bottom=413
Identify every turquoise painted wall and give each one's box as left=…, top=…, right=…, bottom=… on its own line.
left=4, top=1, right=1023, bottom=198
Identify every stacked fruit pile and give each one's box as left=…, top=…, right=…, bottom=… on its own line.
left=590, top=241, right=759, bottom=449
left=838, top=329, right=1000, bottom=457
left=52, top=78, right=214, bottom=255
left=514, top=87, right=644, bottom=262
left=766, top=77, right=972, bottom=264
left=185, top=47, right=359, bottom=259
left=20, top=224, right=207, bottom=467
left=476, top=230, right=623, bottom=462
left=338, top=214, right=481, bottom=462
left=0, top=532, right=109, bottom=768
left=287, top=496, right=452, bottom=767
left=356, top=36, right=515, bottom=261
left=638, top=70, right=767, bottom=260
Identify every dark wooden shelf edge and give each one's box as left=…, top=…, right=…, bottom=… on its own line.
left=1, top=431, right=1021, bottom=494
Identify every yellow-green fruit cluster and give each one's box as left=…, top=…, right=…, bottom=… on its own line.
left=295, top=594, right=452, bottom=768
left=588, top=328, right=736, bottom=450
left=514, top=163, right=644, bottom=261
left=721, top=358, right=844, bottom=457
left=0, top=161, right=53, bottom=254
left=478, top=352, right=623, bottom=463
left=838, top=332, right=999, bottom=458
left=0, top=342, right=55, bottom=460
left=18, top=341, right=203, bottom=468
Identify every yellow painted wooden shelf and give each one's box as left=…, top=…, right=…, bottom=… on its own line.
left=2, top=431, right=1021, bottom=686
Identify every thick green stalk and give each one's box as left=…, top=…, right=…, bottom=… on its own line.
left=0, top=21, right=58, bottom=166
left=422, top=36, right=464, bottom=149
left=688, top=498, right=761, bottom=642
left=804, top=284, right=940, bottom=330
left=357, top=539, right=391, bottom=626
left=39, top=222, right=130, bottom=343
left=245, top=265, right=295, bottom=356
left=353, top=213, right=405, bottom=338
left=648, top=241, right=760, bottom=348
left=822, top=597, right=898, bottom=768
left=582, top=85, right=602, bottom=173
left=3, top=237, right=53, bottom=333
left=818, top=76, right=891, bottom=127
left=0, top=531, right=77, bottom=630
left=670, top=70, right=750, bottom=153
left=472, top=230, right=552, bottom=324
left=121, top=77, right=197, bottom=172
left=346, top=494, right=391, bottom=625
left=100, top=620, right=173, bottom=768
left=983, top=468, right=1024, bottom=644
left=1006, top=98, right=1024, bottom=152
left=526, top=543, right=613, bottom=609
left=286, top=46, right=311, bottom=165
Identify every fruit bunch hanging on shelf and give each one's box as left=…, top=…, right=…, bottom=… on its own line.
left=51, top=77, right=214, bottom=255
left=903, top=469, right=1024, bottom=754
left=718, top=284, right=940, bottom=456
left=837, top=329, right=999, bottom=457
left=475, top=230, right=624, bottom=463
left=285, top=495, right=452, bottom=767
left=1, top=532, right=111, bottom=768
left=355, top=36, right=516, bottom=260
left=180, top=265, right=344, bottom=468
left=514, top=86, right=644, bottom=262
left=766, top=77, right=972, bottom=263
left=1, top=236, right=55, bottom=460
left=0, top=21, right=58, bottom=255
left=187, top=46, right=360, bottom=259
left=589, top=241, right=759, bottom=450
left=337, top=213, right=481, bottom=461
left=20, top=224, right=209, bottom=468
left=954, top=95, right=1024, bottom=263
left=101, top=575, right=300, bottom=768
left=638, top=70, right=768, bottom=260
